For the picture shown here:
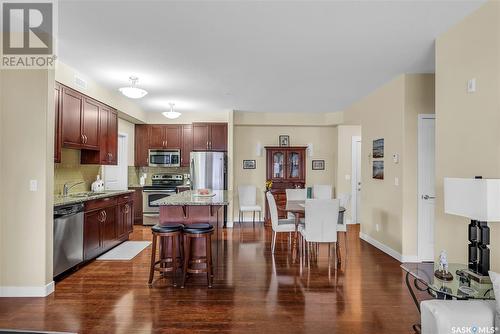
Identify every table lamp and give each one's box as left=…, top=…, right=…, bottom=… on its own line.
left=444, top=177, right=500, bottom=276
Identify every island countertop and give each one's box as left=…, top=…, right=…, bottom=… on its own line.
left=152, top=190, right=230, bottom=206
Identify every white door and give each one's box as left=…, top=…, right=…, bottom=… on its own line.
left=103, top=133, right=128, bottom=190
left=351, top=136, right=362, bottom=224
left=418, top=115, right=436, bottom=262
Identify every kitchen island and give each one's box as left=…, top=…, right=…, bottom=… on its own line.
left=151, top=190, right=230, bottom=277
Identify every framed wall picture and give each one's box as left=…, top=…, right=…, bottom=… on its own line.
left=243, top=160, right=256, bottom=169
left=312, top=160, right=325, bottom=170
left=372, top=160, right=384, bottom=180
left=279, top=135, right=290, bottom=147
left=373, top=138, right=384, bottom=158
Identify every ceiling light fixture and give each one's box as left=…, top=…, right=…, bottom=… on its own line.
left=119, top=76, right=148, bottom=99
left=163, top=103, right=181, bottom=119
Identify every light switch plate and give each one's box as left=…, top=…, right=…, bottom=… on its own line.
left=467, top=78, right=476, bottom=93
left=29, top=179, right=38, bottom=192
left=345, top=174, right=351, bottom=181
left=394, top=177, right=399, bottom=186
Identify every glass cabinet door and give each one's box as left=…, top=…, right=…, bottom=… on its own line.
left=272, top=151, right=285, bottom=179
left=286, top=150, right=303, bottom=180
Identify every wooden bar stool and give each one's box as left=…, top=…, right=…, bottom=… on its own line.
left=181, top=223, right=215, bottom=288
left=149, top=223, right=184, bottom=287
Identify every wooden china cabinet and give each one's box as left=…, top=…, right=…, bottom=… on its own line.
left=264, top=146, right=307, bottom=226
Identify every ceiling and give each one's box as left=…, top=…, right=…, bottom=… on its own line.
left=58, top=0, right=485, bottom=114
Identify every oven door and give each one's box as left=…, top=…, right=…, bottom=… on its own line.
left=142, top=190, right=175, bottom=225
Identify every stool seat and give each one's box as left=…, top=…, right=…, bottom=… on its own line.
left=183, top=223, right=214, bottom=234
left=152, top=223, right=183, bottom=233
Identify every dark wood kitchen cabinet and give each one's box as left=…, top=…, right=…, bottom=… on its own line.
left=61, top=86, right=84, bottom=148
left=181, top=124, right=193, bottom=167
left=57, top=82, right=118, bottom=164
left=192, top=123, right=227, bottom=151
left=148, top=125, right=181, bottom=149
left=54, top=82, right=62, bottom=163
left=81, top=104, right=118, bottom=165
left=83, top=193, right=134, bottom=262
left=135, top=124, right=149, bottom=167
left=61, top=86, right=100, bottom=150
left=81, top=97, right=100, bottom=150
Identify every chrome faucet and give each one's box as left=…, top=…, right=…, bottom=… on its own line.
left=63, top=181, right=85, bottom=196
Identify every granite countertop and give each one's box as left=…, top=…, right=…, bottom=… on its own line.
left=152, top=190, right=230, bottom=206
left=54, top=190, right=135, bottom=207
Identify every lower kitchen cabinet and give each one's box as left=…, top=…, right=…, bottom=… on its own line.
left=83, top=193, right=134, bottom=262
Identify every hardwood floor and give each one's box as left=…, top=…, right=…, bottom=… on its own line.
left=0, top=224, right=423, bottom=333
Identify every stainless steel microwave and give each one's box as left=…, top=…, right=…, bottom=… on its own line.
left=148, top=149, right=180, bottom=167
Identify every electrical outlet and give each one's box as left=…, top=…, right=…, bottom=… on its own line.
left=394, top=177, right=399, bottom=186
left=345, top=174, right=351, bottom=181
left=375, top=223, right=380, bottom=232
left=467, top=78, right=476, bottom=93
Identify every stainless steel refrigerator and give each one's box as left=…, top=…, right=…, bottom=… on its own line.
left=190, top=151, right=227, bottom=190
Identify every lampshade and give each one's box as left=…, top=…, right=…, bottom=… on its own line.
left=444, top=177, right=500, bottom=221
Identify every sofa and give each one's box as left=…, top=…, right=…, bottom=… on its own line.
left=421, top=299, right=497, bottom=334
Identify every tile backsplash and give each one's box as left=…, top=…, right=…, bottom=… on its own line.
left=54, top=149, right=101, bottom=195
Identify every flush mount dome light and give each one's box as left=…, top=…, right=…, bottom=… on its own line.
left=163, top=103, right=181, bottom=119
left=119, top=76, right=148, bottom=99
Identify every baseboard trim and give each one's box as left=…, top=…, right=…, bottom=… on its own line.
left=359, top=232, right=420, bottom=263
left=0, top=281, right=55, bottom=297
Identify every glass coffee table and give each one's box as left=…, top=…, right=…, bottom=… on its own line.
left=401, top=262, right=495, bottom=333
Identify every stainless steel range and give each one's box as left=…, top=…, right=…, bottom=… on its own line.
left=142, top=173, right=184, bottom=225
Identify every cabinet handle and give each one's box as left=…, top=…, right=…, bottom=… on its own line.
left=103, top=210, right=107, bottom=221
left=124, top=204, right=130, bottom=214
left=81, top=134, right=85, bottom=143
left=207, top=141, right=209, bottom=149
left=98, top=210, right=106, bottom=223
left=165, top=140, right=168, bottom=147
left=84, top=135, right=88, bottom=144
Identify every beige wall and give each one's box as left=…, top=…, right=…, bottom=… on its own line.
left=335, top=125, right=362, bottom=222
left=0, top=70, right=54, bottom=294
left=235, top=111, right=343, bottom=126
left=343, top=74, right=435, bottom=259
left=435, top=1, right=500, bottom=270
left=233, top=125, right=338, bottom=220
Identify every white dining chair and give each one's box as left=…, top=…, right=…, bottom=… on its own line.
left=298, top=199, right=340, bottom=265
left=312, top=185, right=333, bottom=199
left=285, top=188, right=307, bottom=219
left=238, top=185, right=262, bottom=226
left=266, top=192, right=296, bottom=253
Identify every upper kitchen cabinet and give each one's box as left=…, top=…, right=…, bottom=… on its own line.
left=149, top=125, right=181, bottom=149
left=54, top=82, right=62, bottom=163
left=60, top=85, right=100, bottom=151
left=57, top=82, right=118, bottom=165
left=81, top=104, right=118, bottom=165
left=192, top=123, right=227, bottom=151
left=135, top=124, right=149, bottom=167
left=181, top=124, right=193, bottom=167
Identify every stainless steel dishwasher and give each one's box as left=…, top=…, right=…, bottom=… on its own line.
left=53, top=203, right=84, bottom=277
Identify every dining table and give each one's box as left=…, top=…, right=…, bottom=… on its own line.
left=279, top=200, right=346, bottom=263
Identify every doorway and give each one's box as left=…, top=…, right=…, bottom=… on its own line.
left=418, top=115, right=436, bottom=262
left=351, top=136, right=362, bottom=224
left=103, top=133, right=128, bottom=190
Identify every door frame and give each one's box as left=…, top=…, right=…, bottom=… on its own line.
left=103, top=132, right=128, bottom=190
left=417, top=114, right=435, bottom=262
left=351, top=136, right=362, bottom=224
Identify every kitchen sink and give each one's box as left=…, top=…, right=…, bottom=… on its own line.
left=68, top=193, right=97, bottom=198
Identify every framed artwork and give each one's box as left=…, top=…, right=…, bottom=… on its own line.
left=373, top=138, right=384, bottom=158
left=243, top=160, right=256, bottom=169
left=279, top=135, right=290, bottom=147
left=312, top=160, right=325, bottom=170
left=373, top=160, right=384, bottom=180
